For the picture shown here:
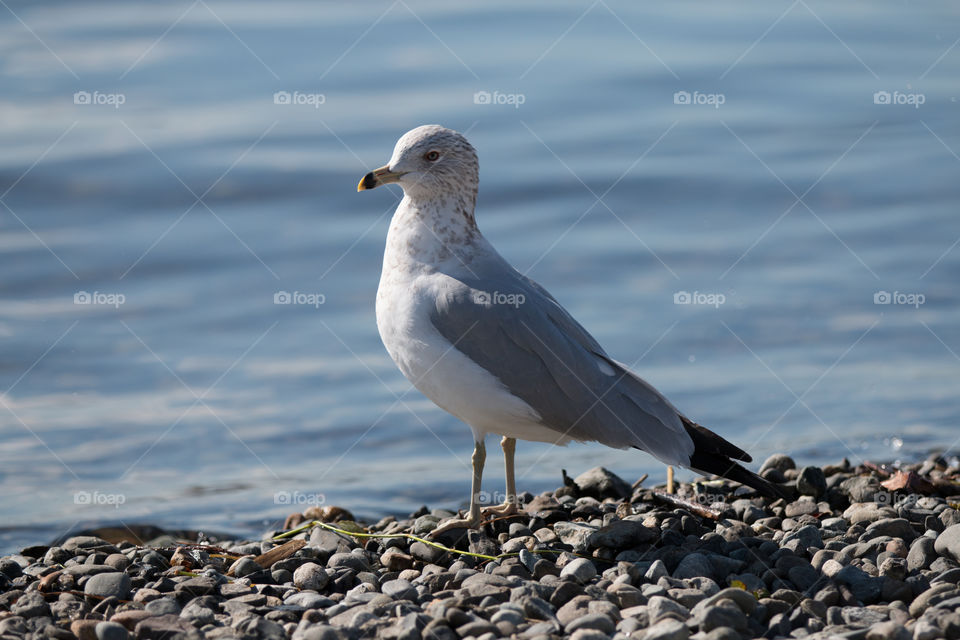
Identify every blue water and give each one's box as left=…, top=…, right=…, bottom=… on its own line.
left=1, top=1, right=959, bottom=553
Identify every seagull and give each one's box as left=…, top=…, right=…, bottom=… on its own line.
left=358, top=125, right=785, bottom=533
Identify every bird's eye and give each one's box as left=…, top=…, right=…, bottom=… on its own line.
left=424, top=150, right=440, bottom=162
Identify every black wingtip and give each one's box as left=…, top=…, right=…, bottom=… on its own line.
left=682, top=417, right=788, bottom=500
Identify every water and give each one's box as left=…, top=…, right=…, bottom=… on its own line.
left=1, top=1, right=958, bottom=553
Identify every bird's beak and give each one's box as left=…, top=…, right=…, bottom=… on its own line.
left=357, top=165, right=405, bottom=192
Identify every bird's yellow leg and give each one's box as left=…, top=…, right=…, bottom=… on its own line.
left=481, top=436, right=519, bottom=517
left=432, top=439, right=486, bottom=535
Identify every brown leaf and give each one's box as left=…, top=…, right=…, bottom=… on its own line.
left=880, top=470, right=935, bottom=494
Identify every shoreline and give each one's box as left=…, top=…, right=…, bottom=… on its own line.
left=1, top=452, right=959, bottom=640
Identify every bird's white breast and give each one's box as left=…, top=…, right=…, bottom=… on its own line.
left=376, top=200, right=565, bottom=444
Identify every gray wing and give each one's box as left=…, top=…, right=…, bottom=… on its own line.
left=428, top=267, right=695, bottom=465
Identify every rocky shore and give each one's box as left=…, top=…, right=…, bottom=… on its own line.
left=2, top=452, right=960, bottom=640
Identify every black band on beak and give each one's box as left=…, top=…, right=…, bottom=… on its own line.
left=360, top=172, right=378, bottom=190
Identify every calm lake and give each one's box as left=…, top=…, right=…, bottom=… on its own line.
left=1, top=1, right=958, bottom=552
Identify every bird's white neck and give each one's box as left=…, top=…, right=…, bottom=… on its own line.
left=383, top=193, right=486, bottom=274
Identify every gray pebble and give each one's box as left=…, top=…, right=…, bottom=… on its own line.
left=934, top=523, right=960, bottom=562
left=10, top=591, right=50, bottom=618
left=145, top=597, right=181, bottom=615
left=797, top=466, right=827, bottom=497
left=381, top=578, right=417, bottom=600
left=560, top=558, right=597, bottom=583
left=94, top=621, right=130, bottom=640
left=84, top=571, right=131, bottom=600
left=643, top=618, right=689, bottom=640
left=294, top=561, right=329, bottom=591
left=760, top=454, right=796, bottom=474
left=672, top=553, right=713, bottom=580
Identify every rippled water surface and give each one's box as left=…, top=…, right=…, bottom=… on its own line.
left=1, top=1, right=959, bottom=552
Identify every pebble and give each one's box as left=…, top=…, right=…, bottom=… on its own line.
left=644, top=618, right=690, bottom=640
left=560, top=557, right=597, bottom=583
left=574, top=466, right=632, bottom=499
left=796, top=466, right=827, bottom=497
left=673, top=553, right=713, bottom=580
left=3, top=452, right=960, bottom=640
left=293, top=561, right=329, bottom=591
left=94, top=621, right=130, bottom=640
left=934, top=523, right=960, bottom=562
left=382, top=578, right=417, bottom=600
left=84, top=571, right=131, bottom=600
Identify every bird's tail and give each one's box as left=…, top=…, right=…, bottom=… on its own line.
left=681, top=417, right=788, bottom=500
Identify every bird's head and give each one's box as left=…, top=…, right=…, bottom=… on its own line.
left=357, top=125, right=478, bottom=202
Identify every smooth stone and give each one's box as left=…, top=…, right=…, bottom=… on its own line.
left=566, top=612, right=615, bottom=634
left=934, top=524, right=960, bottom=562
left=144, top=598, right=180, bottom=615
left=133, top=614, right=195, bottom=639
left=866, top=518, right=916, bottom=542
left=229, top=557, right=262, bottom=577
left=381, top=548, right=415, bottom=572
left=109, top=610, right=155, bottom=631
left=409, top=541, right=446, bottom=564
left=63, top=536, right=120, bottom=554
left=95, top=621, right=130, bottom=640
left=285, top=591, right=334, bottom=609
left=760, top=454, right=796, bottom=474
left=560, top=558, right=597, bottom=584
left=908, top=583, right=960, bottom=618
left=293, top=562, right=329, bottom=591
left=10, top=591, right=50, bottom=618
left=588, top=520, right=657, bottom=548
left=570, top=629, right=610, bottom=640
left=643, top=618, right=690, bottom=640
left=785, top=499, right=819, bottom=518
left=782, top=524, right=823, bottom=550
left=673, top=553, right=713, bottom=580
left=908, top=537, right=937, bottom=571
left=648, top=595, right=690, bottom=623
left=797, top=466, right=827, bottom=498
left=844, top=502, right=897, bottom=525
left=692, top=588, right=757, bottom=616
left=840, top=476, right=881, bottom=502
left=834, top=565, right=883, bottom=604
left=697, top=602, right=747, bottom=633
left=554, top=522, right=599, bottom=553
left=84, top=572, right=132, bottom=600
left=327, top=552, right=370, bottom=572
left=173, top=576, right=216, bottom=597
left=71, top=620, right=100, bottom=640
left=865, top=620, right=911, bottom=640
left=840, top=606, right=887, bottom=626
left=382, top=578, right=417, bottom=600
left=645, top=559, right=668, bottom=582
left=574, top=466, right=632, bottom=499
